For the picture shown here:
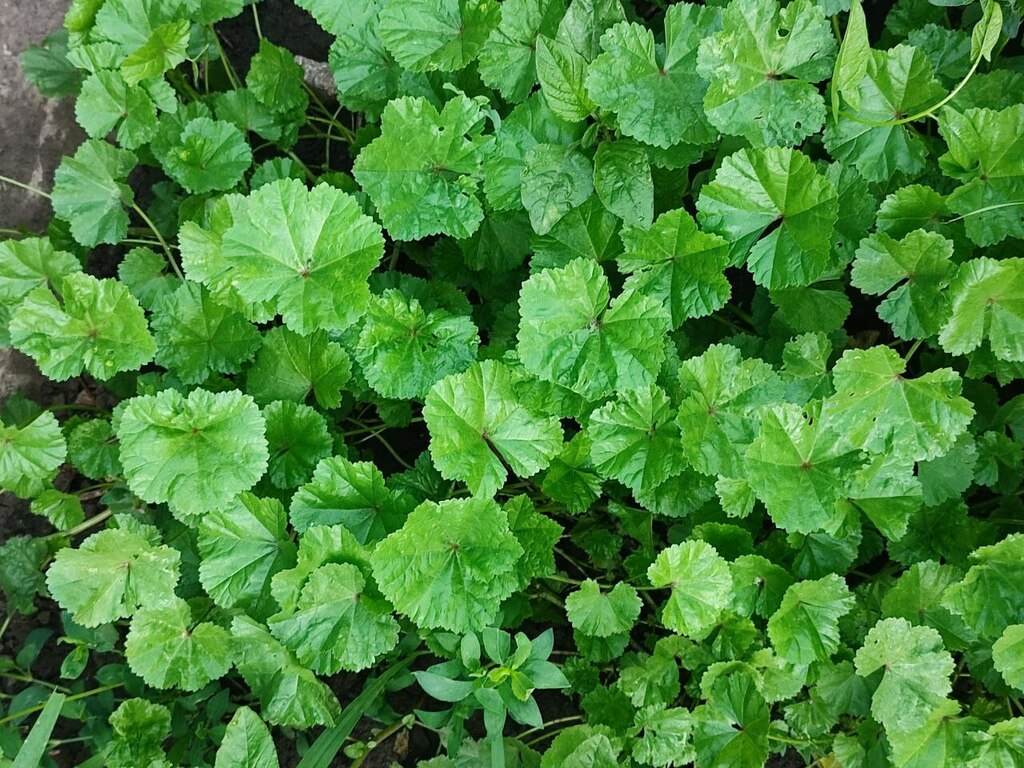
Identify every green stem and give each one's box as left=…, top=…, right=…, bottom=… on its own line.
left=522, top=716, right=585, bottom=747
left=48, top=509, right=113, bottom=541
left=0, top=174, right=50, bottom=199
left=251, top=3, right=263, bottom=39
left=0, top=615, right=10, bottom=645
left=285, top=150, right=317, bottom=183
left=131, top=203, right=183, bottom=280
left=120, top=238, right=167, bottom=248
left=0, top=684, right=121, bottom=726
left=543, top=574, right=584, bottom=586
left=947, top=200, right=1024, bottom=223
left=0, top=673, right=68, bottom=691
left=903, top=338, right=923, bottom=363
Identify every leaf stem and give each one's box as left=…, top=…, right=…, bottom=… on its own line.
left=0, top=683, right=121, bottom=726
left=131, top=203, right=183, bottom=280
left=284, top=149, right=317, bottom=183
left=48, top=509, right=112, bottom=541
left=0, top=174, right=51, bottom=199
left=251, top=3, right=263, bottom=38
left=0, top=615, right=11, bottom=646
left=947, top=200, right=1024, bottom=223
left=903, top=338, right=923, bottom=363
left=521, top=715, right=584, bottom=747
left=350, top=718, right=412, bottom=768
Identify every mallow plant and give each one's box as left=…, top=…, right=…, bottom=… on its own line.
left=1, top=0, right=1024, bottom=765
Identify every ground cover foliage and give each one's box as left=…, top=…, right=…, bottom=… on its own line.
left=1, top=0, right=1024, bottom=765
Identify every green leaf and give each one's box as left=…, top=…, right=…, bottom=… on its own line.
left=51, top=138, right=136, bottom=247
left=831, top=0, right=869, bottom=117
left=74, top=70, right=159, bottom=149
left=263, top=401, right=332, bottom=489
left=936, top=106, right=1024, bottom=246
left=31, top=489, right=84, bottom=530
left=676, top=344, right=782, bottom=478
left=767, top=574, right=855, bottom=665
left=541, top=432, right=603, bottom=514
left=247, top=40, right=308, bottom=112
left=247, top=326, right=352, bottom=410
left=355, top=289, right=479, bottom=400
left=746, top=404, right=864, bottom=533
left=521, top=143, right=594, bottom=236
left=92, top=0, right=189, bottom=55
left=20, top=29, right=82, bottom=99
left=478, top=0, right=565, bottom=102
left=518, top=257, right=669, bottom=400
left=942, top=534, right=1024, bottom=639
left=887, top=700, right=977, bottom=768
left=423, top=360, right=563, bottom=498
left=121, top=19, right=189, bottom=84
left=618, top=209, right=731, bottom=327
left=855, top=617, right=954, bottom=734
left=105, top=699, right=172, bottom=768
left=11, top=691, right=66, bottom=768
left=647, top=540, right=732, bottom=637
left=632, top=707, right=694, bottom=768
left=0, top=237, right=80, bottom=314
left=67, top=419, right=122, bottom=480
left=46, top=528, right=180, bottom=627
left=290, top=456, right=415, bottom=543
left=269, top=562, right=399, bottom=674
left=593, top=140, right=653, bottom=229
left=370, top=497, right=523, bottom=633
left=881, top=561, right=975, bottom=650
left=151, top=281, right=261, bottom=385
left=825, top=46, right=945, bottom=182
left=197, top=493, right=297, bottom=618
left=10, top=272, right=154, bottom=381
left=697, top=0, right=835, bottom=147
left=691, top=673, right=770, bottom=768
left=851, top=230, right=957, bottom=340
left=214, top=707, right=280, bottom=768
left=970, top=719, right=1024, bottom=768
left=993, top=625, right=1024, bottom=693
left=542, top=726, right=621, bottom=768
left=535, top=35, right=594, bottom=122
left=971, top=0, right=1003, bottom=62
left=822, top=346, right=974, bottom=462
left=220, top=179, right=383, bottom=333
left=939, top=258, right=1024, bottom=362
left=118, top=247, right=179, bottom=311
left=117, top=388, right=269, bottom=520
left=232, top=615, right=341, bottom=729
left=379, top=0, right=500, bottom=71
left=696, top=147, right=839, bottom=289
left=505, top=495, right=562, bottom=585
left=0, top=411, right=65, bottom=498
left=585, top=5, right=719, bottom=148
left=353, top=95, right=493, bottom=240
left=0, top=536, right=50, bottom=615
left=160, top=117, right=252, bottom=194
left=125, top=596, right=232, bottom=691
left=556, top=0, right=625, bottom=59
left=586, top=384, right=687, bottom=496
left=565, top=579, right=641, bottom=637
left=844, top=454, right=922, bottom=541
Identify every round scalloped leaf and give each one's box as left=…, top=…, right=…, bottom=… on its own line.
left=268, top=562, right=400, bottom=674
left=151, top=281, right=261, bottom=385
left=424, top=360, right=563, bottom=498
left=585, top=5, right=719, bottom=148
left=647, top=540, right=732, bottom=638
left=823, top=346, right=974, bottom=462
left=696, top=147, right=839, bottom=290
left=246, top=326, right=351, bottom=410
left=353, top=95, right=493, bottom=241
left=75, top=70, right=159, bottom=149
left=263, top=401, right=332, bottom=490
left=117, top=388, right=269, bottom=520
left=378, top=0, right=499, bottom=72
left=220, top=179, right=383, bottom=334
left=46, top=528, right=181, bottom=628
left=290, top=456, right=415, bottom=543
left=67, top=419, right=122, bottom=480
left=0, top=237, right=80, bottom=310
left=0, top=411, right=65, bottom=499
left=521, top=143, right=594, bottom=236
left=51, top=138, right=136, bottom=247
left=767, top=574, right=855, bottom=665
left=160, top=117, right=252, bottom=194
left=994, top=625, right=1024, bottom=693
left=477, top=0, right=564, bottom=102
left=517, top=258, right=669, bottom=401
left=745, top=404, right=865, bottom=534
left=126, top=596, right=232, bottom=691
left=692, top=673, right=770, bottom=768
left=565, top=579, right=642, bottom=638
left=198, top=493, right=297, bottom=619
left=939, top=257, right=1024, bottom=363
left=355, top=289, right=479, bottom=400
left=696, top=0, right=835, bottom=147
left=854, top=617, right=954, bottom=734
left=586, top=385, right=687, bottom=496
left=231, top=615, right=341, bottom=729
left=942, top=534, right=1024, bottom=639
left=370, top=497, right=523, bottom=633
left=850, top=230, right=957, bottom=340
left=618, top=209, right=730, bottom=328
left=10, top=272, right=155, bottom=382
